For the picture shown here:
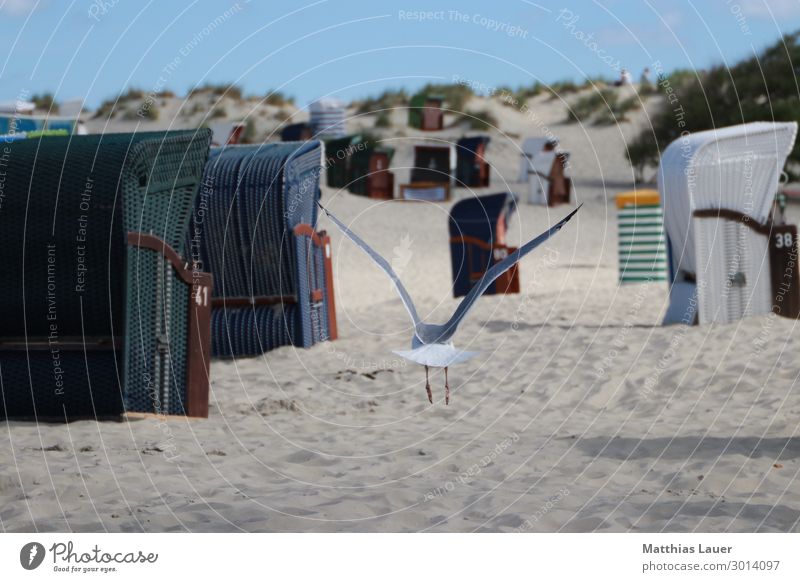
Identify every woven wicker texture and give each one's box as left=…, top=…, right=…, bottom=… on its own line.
left=658, top=122, right=797, bottom=324
left=0, top=130, right=211, bottom=418
left=189, top=141, right=330, bottom=356
left=659, top=122, right=797, bottom=281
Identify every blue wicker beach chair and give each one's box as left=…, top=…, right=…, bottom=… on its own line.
left=0, top=130, right=213, bottom=420
left=188, top=141, right=337, bottom=358
left=448, top=192, right=520, bottom=298
left=455, top=136, right=490, bottom=188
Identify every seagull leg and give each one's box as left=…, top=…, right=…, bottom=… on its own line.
left=425, top=366, right=432, bottom=404
left=445, top=367, right=450, bottom=405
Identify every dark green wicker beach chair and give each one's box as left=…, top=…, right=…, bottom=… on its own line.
left=324, top=135, right=363, bottom=189
left=0, top=130, right=213, bottom=420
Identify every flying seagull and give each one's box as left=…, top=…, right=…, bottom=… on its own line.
left=320, top=202, right=581, bottom=404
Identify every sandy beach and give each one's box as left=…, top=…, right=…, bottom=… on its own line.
left=2, top=88, right=800, bottom=534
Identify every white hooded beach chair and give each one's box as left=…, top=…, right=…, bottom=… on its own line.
left=527, top=150, right=557, bottom=205
left=518, top=137, right=554, bottom=182
left=209, top=121, right=245, bottom=146
left=659, top=122, right=798, bottom=325
left=309, top=98, right=347, bottom=139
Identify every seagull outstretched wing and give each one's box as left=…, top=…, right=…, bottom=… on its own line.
left=319, top=203, right=421, bottom=326
left=319, top=202, right=581, bottom=344
left=430, top=204, right=581, bottom=342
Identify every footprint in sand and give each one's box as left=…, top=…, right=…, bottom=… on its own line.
left=283, top=450, right=338, bottom=467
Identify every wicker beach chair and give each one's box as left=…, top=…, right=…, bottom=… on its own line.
left=309, top=98, right=347, bottom=139
left=408, top=94, right=444, bottom=131
left=448, top=193, right=520, bottom=298
left=0, top=130, right=213, bottom=419
left=411, top=145, right=454, bottom=184
left=518, top=137, right=556, bottom=182
left=348, top=146, right=394, bottom=199
left=455, top=136, right=490, bottom=188
left=659, top=122, right=799, bottom=324
left=188, top=141, right=337, bottom=358
left=323, top=134, right=365, bottom=189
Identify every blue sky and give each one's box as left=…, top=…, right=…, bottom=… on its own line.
left=1, top=0, right=798, bottom=109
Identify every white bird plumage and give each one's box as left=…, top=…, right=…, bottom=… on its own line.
left=320, top=201, right=581, bottom=404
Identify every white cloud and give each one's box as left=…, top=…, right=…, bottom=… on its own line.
left=0, top=0, right=38, bottom=16
left=739, top=0, right=800, bottom=19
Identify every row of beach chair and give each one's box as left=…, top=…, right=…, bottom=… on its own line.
left=0, top=132, right=336, bottom=420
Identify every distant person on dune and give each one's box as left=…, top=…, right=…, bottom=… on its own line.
left=615, top=68, right=633, bottom=86
left=639, top=67, right=653, bottom=92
